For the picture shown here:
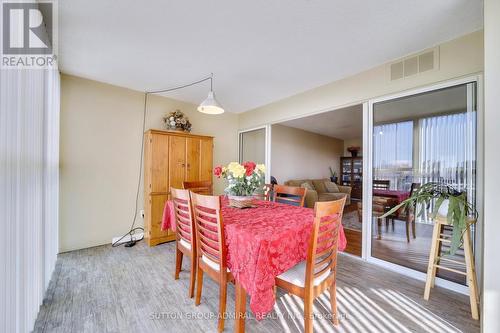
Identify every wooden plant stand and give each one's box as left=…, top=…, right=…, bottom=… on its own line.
left=424, top=216, right=479, bottom=320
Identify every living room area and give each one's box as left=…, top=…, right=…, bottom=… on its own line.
left=239, top=104, right=365, bottom=256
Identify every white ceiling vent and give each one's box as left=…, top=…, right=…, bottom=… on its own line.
left=388, top=47, right=439, bottom=81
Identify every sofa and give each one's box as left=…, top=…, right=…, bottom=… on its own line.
left=284, top=178, right=352, bottom=208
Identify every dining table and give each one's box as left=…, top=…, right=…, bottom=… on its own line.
left=161, top=197, right=347, bottom=332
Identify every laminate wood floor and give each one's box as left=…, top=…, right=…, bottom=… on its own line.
left=34, top=242, right=480, bottom=333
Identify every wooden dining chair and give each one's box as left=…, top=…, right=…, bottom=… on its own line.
left=171, top=187, right=197, bottom=298
left=373, top=179, right=390, bottom=190
left=183, top=180, right=213, bottom=195
left=275, top=197, right=346, bottom=332
left=272, top=184, right=307, bottom=207
left=386, top=182, right=421, bottom=242
left=190, top=192, right=233, bottom=332
left=254, top=183, right=273, bottom=201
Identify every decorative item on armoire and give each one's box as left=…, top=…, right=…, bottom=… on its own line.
left=163, top=110, right=192, bottom=132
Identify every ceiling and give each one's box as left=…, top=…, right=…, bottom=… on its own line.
left=279, top=105, right=363, bottom=140
left=58, top=1, right=483, bottom=113
left=374, top=84, right=468, bottom=123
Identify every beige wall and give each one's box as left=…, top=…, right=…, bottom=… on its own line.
left=271, top=124, right=343, bottom=183
left=239, top=31, right=483, bottom=129
left=483, top=1, right=500, bottom=331
left=343, top=138, right=363, bottom=157
left=241, top=128, right=266, bottom=164
left=60, top=74, right=239, bottom=252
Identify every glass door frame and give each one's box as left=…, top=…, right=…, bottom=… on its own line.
left=238, top=125, right=272, bottom=183
left=362, top=75, right=484, bottom=295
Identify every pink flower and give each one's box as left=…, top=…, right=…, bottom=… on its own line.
left=214, top=166, right=223, bottom=178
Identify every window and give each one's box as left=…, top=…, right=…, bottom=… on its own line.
left=373, top=121, right=413, bottom=169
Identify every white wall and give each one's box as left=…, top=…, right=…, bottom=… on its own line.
left=60, top=75, right=239, bottom=252
left=271, top=124, right=343, bottom=182
left=483, top=1, right=500, bottom=332
left=239, top=31, right=483, bottom=129
left=0, top=69, right=60, bottom=333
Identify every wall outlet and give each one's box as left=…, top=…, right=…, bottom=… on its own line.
left=140, top=210, right=145, bottom=218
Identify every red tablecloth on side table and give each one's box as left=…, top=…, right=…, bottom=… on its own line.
left=373, top=189, right=410, bottom=203
left=161, top=198, right=347, bottom=319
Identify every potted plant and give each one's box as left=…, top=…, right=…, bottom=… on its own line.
left=329, top=167, right=338, bottom=183
left=214, top=162, right=266, bottom=208
left=381, top=182, right=478, bottom=254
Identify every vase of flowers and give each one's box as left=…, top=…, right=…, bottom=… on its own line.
left=163, top=110, right=192, bottom=132
left=347, top=146, right=360, bottom=157
left=214, top=161, right=266, bottom=208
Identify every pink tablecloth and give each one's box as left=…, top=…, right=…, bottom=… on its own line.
left=373, top=189, right=410, bottom=203
left=162, top=198, right=346, bottom=319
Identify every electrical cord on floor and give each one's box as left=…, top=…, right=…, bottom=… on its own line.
left=112, top=92, right=149, bottom=248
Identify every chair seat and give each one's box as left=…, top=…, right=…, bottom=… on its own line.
left=277, top=261, right=331, bottom=288
left=179, top=238, right=191, bottom=250
left=202, top=255, right=229, bottom=272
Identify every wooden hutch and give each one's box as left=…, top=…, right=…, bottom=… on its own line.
left=143, top=129, right=214, bottom=246
left=340, top=156, right=362, bottom=200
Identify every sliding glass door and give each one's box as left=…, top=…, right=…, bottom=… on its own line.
left=366, top=80, right=479, bottom=287
left=239, top=126, right=271, bottom=182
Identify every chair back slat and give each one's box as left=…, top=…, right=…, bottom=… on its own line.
left=373, top=179, right=390, bottom=190
left=272, top=185, right=307, bottom=207
left=304, top=197, right=346, bottom=289
left=190, top=192, right=227, bottom=272
left=171, top=188, right=195, bottom=246
left=183, top=180, right=213, bottom=195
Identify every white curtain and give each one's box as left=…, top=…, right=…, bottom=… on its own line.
left=0, top=67, right=60, bottom=333
left=419, top=111, right=477, bottom=206
left=373, top=120, right=413, bottom=189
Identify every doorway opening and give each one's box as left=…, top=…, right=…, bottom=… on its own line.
left=272, top=104, right=364, bottom=256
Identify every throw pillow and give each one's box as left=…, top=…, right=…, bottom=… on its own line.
left=300, top=182, right=314, bottom=191
left=324, top=181, right=340, bottom=193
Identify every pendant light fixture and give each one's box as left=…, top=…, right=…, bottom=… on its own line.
left=198, top=73, right=224, bottom=114
left=146, top=72, right=225, bottom=114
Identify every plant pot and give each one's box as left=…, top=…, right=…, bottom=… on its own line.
left=437, top=199, right=450, bottom=217
left=228, top=195, right=255, bottom=208
left=330, top=176, right=338, bottom=184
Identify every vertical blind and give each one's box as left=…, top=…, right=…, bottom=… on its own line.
left=419, top=111, right=477, bottom=207
left=373, top=121, right=413, bottom=169
left=0, top=67, right=60, bottom=332
left=373, top=121, right=413, bottom=189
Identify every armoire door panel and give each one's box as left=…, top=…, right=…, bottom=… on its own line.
left=186, top=137, right=201, bottom=181
left=169, top=135, right=186, bottom=190
left=150, top=134, right=169, bottom=193
left=148, top=194, right=169, bottom=238
left=200, top=138, right=213, bottom=182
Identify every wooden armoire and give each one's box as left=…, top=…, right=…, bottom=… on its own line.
left=143, top=129, right=214, bottom=246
